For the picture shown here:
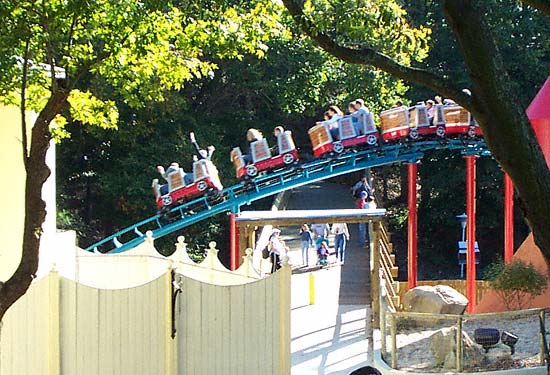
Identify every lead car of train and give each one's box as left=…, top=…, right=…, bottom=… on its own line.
left=154, top=103, right=482, bottom=210
left=152, top=159, right=223, bottom=211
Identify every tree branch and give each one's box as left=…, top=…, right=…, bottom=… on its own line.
left=20, top=37, right=31, bottom=170
left=281, top=0, right=472, bottom=105
left=520, top=0, right=550, bottom=15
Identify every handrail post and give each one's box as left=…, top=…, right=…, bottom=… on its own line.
left=380, top=271, right=387, bottom=360
left=372, top=221, right=381, bottom=328
left=456, top=316, right=463, bottom=372
left=390, top=313, right=397, bottom=369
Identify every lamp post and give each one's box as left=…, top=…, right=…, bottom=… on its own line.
left=457, top=213, right=467, bottom=242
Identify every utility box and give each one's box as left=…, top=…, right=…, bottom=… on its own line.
left=457, top=241, right=479, bottom=278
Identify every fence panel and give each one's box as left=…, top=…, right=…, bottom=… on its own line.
left=176, top=265, right=291, bottom=375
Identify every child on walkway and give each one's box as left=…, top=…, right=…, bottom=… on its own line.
left=316, top=236, right=330, bottom=267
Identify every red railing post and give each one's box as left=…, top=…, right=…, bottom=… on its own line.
left=504, top=173, right=514, bottom=263
left=465, top=156, right=477, bottom=313
left=407, top=162, right=418, bottom=289
left=229, top=213, right=239, bottom=270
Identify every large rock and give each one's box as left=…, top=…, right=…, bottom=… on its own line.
left=402, top=285, right=468, bottom=315
left=430, top=327, right=485, bottom=369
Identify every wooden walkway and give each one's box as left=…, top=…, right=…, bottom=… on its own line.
left=283, top=181, right=370, bottom=305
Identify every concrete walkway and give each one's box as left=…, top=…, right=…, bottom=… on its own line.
left=281, top=181, right=377, bottom=375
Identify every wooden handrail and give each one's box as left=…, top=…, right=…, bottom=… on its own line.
left=377, top=221, right=400, bottom=311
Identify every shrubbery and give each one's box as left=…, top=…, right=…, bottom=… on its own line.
left=484, top=260, right=548, bottom=310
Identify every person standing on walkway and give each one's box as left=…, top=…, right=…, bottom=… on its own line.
left=269, top=228, right=288, bottom=273
left=310, top=223, right=330, bottom=239
left=357, top=191, right=368, bottom=247
left=299, top=224, right=314, bottom=266
left=331, top=222, right=350, bottom=264
left=351, top=175, right=373, bottom=200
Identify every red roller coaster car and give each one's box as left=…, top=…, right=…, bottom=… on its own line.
left=231, top=131, right=299, bottom=180
left=152, top=159, right=223, bottom=209
left=436, top=104, right=482, bottom=137
left=380, top=103, right=481, bottom=142
left=309, top=111, right=379, bottom=158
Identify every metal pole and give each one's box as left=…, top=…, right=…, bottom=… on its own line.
left=407, top=162, right=417, bottom=289
left=465, top=155, right=477, bottom=313
left=309, top=273, right=315, bottom=305
left=504, top=173, right=514, bottom=263
left=229, top=213, right=238, bottom=270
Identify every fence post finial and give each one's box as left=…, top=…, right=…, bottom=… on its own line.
left=207, top=242, right=219, bottom=270
left=281, top=255, right=290, bottom=267
left=176, top=236, right=187, bottom=252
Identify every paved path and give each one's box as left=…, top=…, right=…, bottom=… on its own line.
left=282, top=181, right=376, bottom=374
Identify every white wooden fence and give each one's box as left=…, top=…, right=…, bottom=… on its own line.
left=0, top=238, right=290, bottom=375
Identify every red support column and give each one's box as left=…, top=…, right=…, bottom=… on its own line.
left=465, top=156, right=477, bottom=313
left=504, top=173, right=514, bottom=263
left=407, top=163, right=418, bottom=289
left=229, top=213, right=239, bottom=270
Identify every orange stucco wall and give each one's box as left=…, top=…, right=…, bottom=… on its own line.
left=474, top=234, right=550, bottom=312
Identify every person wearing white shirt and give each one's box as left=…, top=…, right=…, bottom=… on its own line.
left=317, top=105, right=344, bottom=140
left=269, top=228, right=288, bottom=273
left=332, top=222, right=350, bottom=264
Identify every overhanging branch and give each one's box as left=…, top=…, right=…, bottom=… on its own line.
left=281, top=0, right=472, bottom=105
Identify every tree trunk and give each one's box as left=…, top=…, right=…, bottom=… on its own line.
left=442, top=0, right=550, bottom=267
left=281, top=0, right=550, bottom=267
left=0, top=91, right=68, bottom=321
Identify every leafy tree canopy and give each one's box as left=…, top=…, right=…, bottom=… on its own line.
left=0, top=0, right=287, bottom=321
left=0, top=0, right=287, bottom=129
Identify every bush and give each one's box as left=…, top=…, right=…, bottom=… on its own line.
left=484, top=259, right=548, bottom=310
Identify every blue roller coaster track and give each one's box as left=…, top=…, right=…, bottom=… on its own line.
left=85, top=138, right=490, bottom=254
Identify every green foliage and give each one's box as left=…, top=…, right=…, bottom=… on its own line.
left=57, top=208, right=88, bottom=237
left=302, top=0, right=431, bottom=64
left=0, top=0, right=286, bottom=124
left=484, top=259, right=548, bottom=310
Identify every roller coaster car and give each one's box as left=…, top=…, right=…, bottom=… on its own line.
left=152, top=159, right=223, bottom=209
left=380, top=104, right=443, bottom=142
left=437, top=104, right=482, bottom=137
left=309, top=112, right=380, bottom=158
left=231, top=130, right=299, bottom=180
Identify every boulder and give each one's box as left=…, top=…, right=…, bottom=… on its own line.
left=430, top=327, right=485, bottom=369
left=402, top=285, right=468, bottom=315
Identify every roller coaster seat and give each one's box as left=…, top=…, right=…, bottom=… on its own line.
left=309, top=124, right=334, bottom=158
left=338, top=116, right=357, bottom=140
left=193, top=159, right=221, bottom=185
left=155, top=162, right=223, bottom=209
left=168, top=168, right=187, bottom=191
left=251, top=139, right=272, bottom=163
left=443, top=104, right=482, bottom=136
left=409, top=104, right=445, bottom=137
left=352, top=111, right=377, bottom=136
left=231, top=148, right=245, bottom=169
left=277, top=130, right=296, bottom=154
left=234, top=132, right=299, bottom=180
left=380, top=106, right=411, bottom=141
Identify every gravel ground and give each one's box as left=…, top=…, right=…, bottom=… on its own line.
left=383, top=314, right=548, bottom=372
